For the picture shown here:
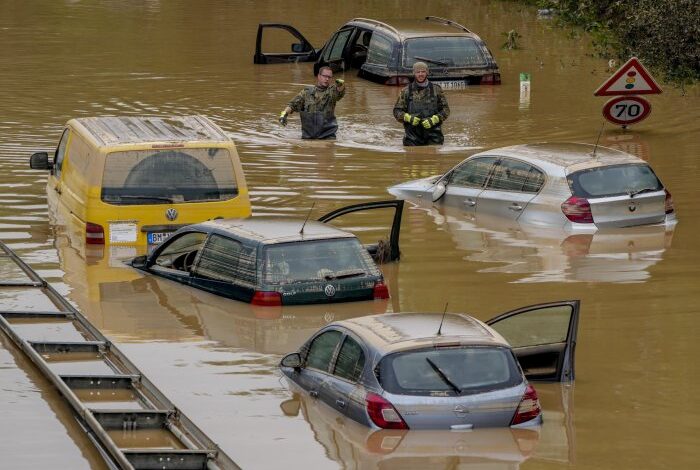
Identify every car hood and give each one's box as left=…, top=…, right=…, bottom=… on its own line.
left=388, top=175, right=441, bottom=199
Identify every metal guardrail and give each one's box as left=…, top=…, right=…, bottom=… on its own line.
left=0, top=240, right=240, bottom=470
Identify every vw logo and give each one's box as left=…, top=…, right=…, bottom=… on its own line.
left=628, top=203, right=637, bottom=212
left=165, top=208, right=178, bottom=221
left=324, top=284, right=336, bottom=297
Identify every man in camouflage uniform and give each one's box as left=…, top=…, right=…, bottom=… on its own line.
left=279, top=66, right=346, bottom=139
left=393, top=62, right=450, bottom=146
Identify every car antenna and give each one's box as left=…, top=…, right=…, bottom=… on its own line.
left=436, top=302, right=448, bottom=336
left=591, top=121, right=605, bottom=158
left=299, top=201, right=316, bottom=236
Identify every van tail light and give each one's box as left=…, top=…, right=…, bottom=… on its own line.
left=85, top=222, right=105, bottom=245
left=480, top=73, right=501, bottom=84
left=373, top=281, right=390, bottom=299
left=510, top=384, right=541, bottom=426
left=561, top=196, right=594, bottom=223
left=664, top=189, right=675, bottom=214
left=385, top=76, right=410, bottom=86
left=366, top=392, right=408, bottom=429
left=251, top=291, right=282, bottom=306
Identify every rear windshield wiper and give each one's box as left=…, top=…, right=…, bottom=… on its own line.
left=114, top=195, right=176, bottom=203
left=628, top=187, right=659, bottom=197
left=414, top=56, right=449, bottom=67
left=426, top=357, right=462, bottom=395
left=324, top=269, right=366, bottom=280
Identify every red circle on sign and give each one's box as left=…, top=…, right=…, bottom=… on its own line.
left=627, top=71, right=636, bottom=77
left=602, top=96, right=651, bottom=125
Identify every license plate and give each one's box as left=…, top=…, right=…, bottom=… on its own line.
left=147, top=232, right=172, bottom=245
left=438, top=80, right=468, bottom=90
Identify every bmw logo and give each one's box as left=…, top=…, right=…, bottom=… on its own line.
left=628, top=203, right=637, bottom=212
left=166, top=208, right=178, bottom=221
left=324, top=284, right=336, bottom=297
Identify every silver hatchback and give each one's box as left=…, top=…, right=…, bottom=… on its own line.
left=280, top=300, right=579, bottom=430
left=389, top=143, right=676, bottom=230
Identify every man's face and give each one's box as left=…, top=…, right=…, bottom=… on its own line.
left=317, top=69, right=333, bottom=87
left=414, top=69, right=428, bottom=83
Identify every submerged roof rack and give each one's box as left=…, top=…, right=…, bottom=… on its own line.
left=425, top=16, right=471, bottom=33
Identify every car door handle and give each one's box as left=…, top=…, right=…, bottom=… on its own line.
left=508, top=204, right=523, bottom=211
left=309, top=390, right=319, bottom=398
left=463, top=199, right=476, bottom=207
left=335, top=399, right=346, bottom=408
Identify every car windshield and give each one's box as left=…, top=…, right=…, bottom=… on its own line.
left=262, top=238, right=376, bottom=285
left=101, top=148, right=238, bottom=205
left=379, top=346, right=521, bottom=396
left=403, top=37, right=486, bottom=68
left=568, top=164, right=663, bottom=198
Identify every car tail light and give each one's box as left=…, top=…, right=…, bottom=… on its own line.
left=366, top=392, right=408, bottom=429
left=251, top=291, right=282, bottom=306
left=510, top=384, right=541, bottom=425
left=480, top=73, right=501, bottom=84
left=85, top=222, right=105, bottom=245
left=664, top=189, right=675, bottom=214
left=385, top=76, right=410, bottom=86
left=373, top=281, right=390, bottom=299
left=561, top=196, right=594, bottom=223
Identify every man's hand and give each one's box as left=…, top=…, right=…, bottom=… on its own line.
left=279, top=111, right=288, bottom=126
left=403, top=113, right=420, bottom=126
left=422, top=115, right=440, bottom=129
left=335, top=78, right=345, bottom=86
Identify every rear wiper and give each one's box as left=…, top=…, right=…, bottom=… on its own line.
left=324, top=269, right=366, bottom=280
left=426, top=357, right=462, bottom=395
left=628, top=187, right=659, bottom=198
left=116, top=195, right=175, bottom=203
left=414, top=56, right=449, bottom=67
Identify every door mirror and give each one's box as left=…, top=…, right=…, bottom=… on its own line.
left=432, top=181, right=447, bottom=202
left=280, top=352, right=302, bottom=369
left=131, top=255, right=148, bottom=269
left=291, top=42, right=306, bottom=53
left=279, top=396, right=301, bottom=417
left=29, top=152, right=52, bottom=170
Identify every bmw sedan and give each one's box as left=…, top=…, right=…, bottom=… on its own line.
left=280, top=300, right=579, bottom=429
left=388, top=143, right=676, bottom=231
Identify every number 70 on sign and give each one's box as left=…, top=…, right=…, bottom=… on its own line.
left=602, top=96, right=651, bottom=125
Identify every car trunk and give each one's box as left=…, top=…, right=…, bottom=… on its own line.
left=275, top=276, right=377, bottom=305
left=588, top=191, right=666, bottom=228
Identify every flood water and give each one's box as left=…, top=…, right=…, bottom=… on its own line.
left=1, top=1, right=699, bottom=468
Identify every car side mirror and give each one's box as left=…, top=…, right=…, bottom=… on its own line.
left=291, top=42, right=306, bottom=53
left=29, top=152, right=52, bottom=170
left=280, top=352, right=302, bottom=369
left=279, top=397, right=301, bottom=417
left=131, top=255, right=148, bottom=269
left=432, top=181, right=447, bottom=202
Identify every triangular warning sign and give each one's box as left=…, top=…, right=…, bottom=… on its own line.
left=594, top=57, right=662, bottom=96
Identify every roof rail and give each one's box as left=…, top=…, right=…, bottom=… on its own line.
left=351, top=18, right=400, bottom=36
left=425, top=16, right=471, bottom=33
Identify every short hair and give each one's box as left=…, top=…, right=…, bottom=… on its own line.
left=318, top=66, right=333, bottom=76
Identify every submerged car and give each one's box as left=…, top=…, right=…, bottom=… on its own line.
left=280, top=300, right=579, bottom=430
left=254, top=16, right=500, bottom=87
left=389, top=143, right=676, bottom=230
left=131, top=201, right=403, bottom=306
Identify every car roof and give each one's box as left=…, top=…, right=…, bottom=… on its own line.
left=333, top=313, right=509, bottom=356
left=194, top=217, right=356, bottom=244
left=473, top=142, right=645, bottom=174
left=349, top=17, right=480, bottom=40
left=69, top=115, right=230, bottom=148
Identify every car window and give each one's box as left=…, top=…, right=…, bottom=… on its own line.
left=101, top=148, right=238, bottom=205
left=328, top=29, right=352, bottom=61
left=54, top=129, right=70, bottom=178
left=487, top=158, right=542, bottom=192
left=306, top=330, right=343, bottom=372
left=154, top=232, right=208, bottom=271
left=192, top=234, right=256, bottom=286
left=403, top=37, right=486, bottom=68
left=379, top=346, right=521, bottom=396
left=449, top=157, right=497, bottom=187
left=568, top=164, right=662, bottom=198
left=366, top=34, right=393, bottom=65
left=262, top=238, right=377, bottom=285
left=333, top=336, right=365, bottom=382
left=489, top=304, right=572, bottom=348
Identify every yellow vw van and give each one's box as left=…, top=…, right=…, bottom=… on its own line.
left=30, top=115, right=251, bottom=247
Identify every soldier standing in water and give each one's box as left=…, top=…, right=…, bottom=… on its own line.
left=393, top=62, right=450, bottom=146
left=279, top=66, right=345, bottom=139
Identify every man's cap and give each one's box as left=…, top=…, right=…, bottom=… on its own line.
left=412, top=61, right=429, bottom=72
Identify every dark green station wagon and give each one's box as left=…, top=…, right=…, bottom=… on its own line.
left=131, top=201, right=403, bottom=306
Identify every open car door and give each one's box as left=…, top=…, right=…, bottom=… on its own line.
left=486, top=300, right=580, bottom=382
left=318, top=200, right=404, bottom=263
left=254, top=23, right=318, bottom=64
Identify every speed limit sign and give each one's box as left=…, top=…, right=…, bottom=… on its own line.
left=602, top=96, right=651, bottom=125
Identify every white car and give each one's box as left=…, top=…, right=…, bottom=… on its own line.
left=389, top=143, right=676, bottom=231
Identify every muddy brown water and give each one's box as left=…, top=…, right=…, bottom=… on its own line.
left=1, top=1, right=699, bottom=468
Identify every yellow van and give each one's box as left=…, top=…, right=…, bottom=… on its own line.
left=29, top=115, right=251, bottom=247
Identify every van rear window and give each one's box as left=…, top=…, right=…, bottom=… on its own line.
left=101, top=148, right=238, bottom=205
left=568, top=164, right=663, bottom=198
left=379, top=346, right=521, bottom=396
left=403, top=37, right=486, bottom=68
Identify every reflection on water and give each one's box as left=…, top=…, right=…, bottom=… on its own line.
left=0, top=0, right=699, bottom=468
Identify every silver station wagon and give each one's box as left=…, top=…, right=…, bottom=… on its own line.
left=389, top=143, right=676, bottom=230
left=280, top=300, right=579, bottom=430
